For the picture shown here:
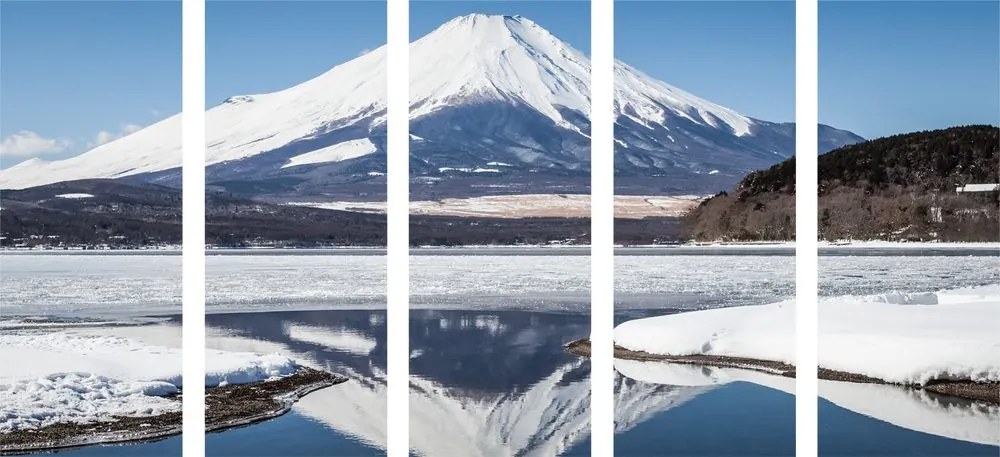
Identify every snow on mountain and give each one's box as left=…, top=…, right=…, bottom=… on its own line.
left=0, top=115, right=182, bottom=190
left=282, top=138, right=378, bottom=169
left=411, top=14, right=589, bottom=133
left=615, top=61, right=754, bottom=137
left=0, top=14, right=862, bottom=194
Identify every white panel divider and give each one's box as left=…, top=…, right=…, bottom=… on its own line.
left=590, top=0, right=615, bottom=456
left=386, top=0, right=411, bottom=456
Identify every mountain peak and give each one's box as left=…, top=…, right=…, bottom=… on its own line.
left=0, top=14, right=864, bottom=194
left=442, top=13, right=531, bottom=29
left=410, top=14, right=591, bottom=130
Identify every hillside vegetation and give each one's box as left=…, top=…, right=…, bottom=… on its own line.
left=683, top=125, right=999, bottom=242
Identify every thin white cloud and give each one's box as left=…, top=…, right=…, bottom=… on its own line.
left=0, top=131, right=73, bottom=158
left=358, top=48, right=373, bottom=57
left=90, top=123, right=143, bottom=148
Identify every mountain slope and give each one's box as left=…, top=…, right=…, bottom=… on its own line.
left=0, top=14, right=862, bottom=196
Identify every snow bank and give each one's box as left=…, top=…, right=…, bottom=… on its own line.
left=0, top=329, right=299, bottom=431
left=615, top=285, right=1000, bottom=385
left=205, top=351, right=298, bottom=386
left=819, top=285, right=1000, bottom=384
left=0, top=373, right=180, bottom=432
left=614, top=300, right=796, bottom=364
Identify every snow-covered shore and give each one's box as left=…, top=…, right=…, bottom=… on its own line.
left=614, top=284, right=1000, bottom=386
left=0, top=324, right=298, bottom=432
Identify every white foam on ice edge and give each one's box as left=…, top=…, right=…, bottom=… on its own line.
left=614, top=284, right=1000, bottom=385
left=819, top=240, right=1000, bottom=249
left=0, top=330, right=299, bottom=431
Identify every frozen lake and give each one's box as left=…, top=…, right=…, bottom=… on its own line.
left=5, top=248, right=995, bottom=317
left=819, top=255, right=1000, bottom=297
left=3, top=249, right=997, bottom=455
left=1, top=254, right=181, bottom=317
left=207, top=255, right=386, bottom=312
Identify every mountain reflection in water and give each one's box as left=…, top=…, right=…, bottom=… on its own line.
left=408, top=310, right=591, bottom=457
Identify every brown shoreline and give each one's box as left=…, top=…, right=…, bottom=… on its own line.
left=566, top=338, right=999, bottom=405
left=0, top=367, right=346, bottom=455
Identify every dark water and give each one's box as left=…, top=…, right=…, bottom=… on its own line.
left=43, top=437, right=181, bottom=456
left=615, top=379, right=795, bottom=456
left=207, top=409, right=381, bottom=457
left=408, top=309, right=591, bottom=456
left=819, top=399, right=999, bottom=456
left=205, top=310, right=387, bottom=457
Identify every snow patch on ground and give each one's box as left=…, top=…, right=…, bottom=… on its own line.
left=289, top=194, right=703, bottom=219
left=0, top=327, right=298, bottom=431
left=615, top=285, right=1000, bottom=385
left=55, top=193, right=95, bottom=199
left=204, top=351, right=298, bottom=387
left=0, top=373, right=180, bottom=432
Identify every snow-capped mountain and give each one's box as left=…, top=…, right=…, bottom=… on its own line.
left=0, top=14, right=862, bottom=196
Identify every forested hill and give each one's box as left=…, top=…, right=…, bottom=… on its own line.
left=683, top=125, right=1000, bottom=242
left=819, top=125, right=998, bottom=191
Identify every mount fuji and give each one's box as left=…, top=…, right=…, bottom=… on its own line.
left=0, top=14, right=862, bottom=197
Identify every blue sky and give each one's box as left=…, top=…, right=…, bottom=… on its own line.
left=0, top=1, right=180, bottom=165
left=411, top=1, right=590, bottom=52
left=617, top=1, right=795, bottom=123
left=207, top=1, right=386, bottom=106
left=820, top=1, right=1000, bottom=139
left=4, top=0, right=996, bottom=167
